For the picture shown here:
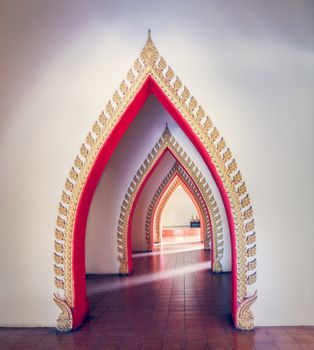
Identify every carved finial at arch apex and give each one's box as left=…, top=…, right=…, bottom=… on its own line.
left=162, top=124, right=171, bottom=139
left=140, top=30, right=159, bottom=64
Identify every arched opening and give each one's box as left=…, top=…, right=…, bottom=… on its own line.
left=53, top=34, right=256, bottom=331
left=118, top=131, right=225, bottom=275
left=142, top=159, right=217, bottom=255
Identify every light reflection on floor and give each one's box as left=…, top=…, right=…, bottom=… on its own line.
left=133, top=242, right=203, bottom=257
left=87, top=243, right=211, bottom=294
left=85, top=241, right=233, bottom=346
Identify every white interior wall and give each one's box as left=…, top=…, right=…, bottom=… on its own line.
left=162, top=187, right=198, bottom=227
left=0, top=0, right=313, bottom=327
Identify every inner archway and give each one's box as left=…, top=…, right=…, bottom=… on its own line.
left=159, top=182, right=202, bottom=245
left=53, top=33, right=257, bottom=331
left=117, top=128, right=224, bottom=274
left=143, top=160, right=218, bottom=255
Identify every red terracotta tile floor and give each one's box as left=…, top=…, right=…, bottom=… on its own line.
left=1, top=242, right=314, bottom=349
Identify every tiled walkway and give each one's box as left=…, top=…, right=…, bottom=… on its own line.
left=1, top=243, right=314, bottom=349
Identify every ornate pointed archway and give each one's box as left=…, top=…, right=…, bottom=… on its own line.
left=146, top=162, right=209, bottom=249
left=117, top=127, right=223, bottom=274
left=153, top=175, right=205, bottom=245
left=53, top=33, right=256, bottom=331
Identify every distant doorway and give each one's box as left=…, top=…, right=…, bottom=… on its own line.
left=161, top=185, right=201, bottom=244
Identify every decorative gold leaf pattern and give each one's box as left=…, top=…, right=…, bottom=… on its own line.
left=246, top=245, right=256, bottom=257
left=243, top=207, right=253, bottom=220
left=55, top=278, right=64, bottom=289
left=74, top=157, right=83, bottom=170
left=247, top=259, right=257, bottom=271
left=56, top=217, right=66, bottom=229
left=173, top=77, right=182, bottom=92
left=80, top=144, right=89, bottom=157
left=62, top=191, right=71, bottom=204
left=165, top=67, right=174, bottom=81
left=105, top=101, right=114, bottom=117
left=246, top=232, right=256, bottom=245
left=55, top=241, right=64, bottom=254
left=158, top=57, right=167, bottom=71
left=54, top=265, right=64, bottom=276
left=247, top=272, right=257, bottom=285
left=196, top=106, right=205, bottom=120
left=58, top=203, right=68, bottom=216
left=241, top=194, right=251, bottom=208
left=65, top=179, right=74, bottom=192
left=98, top=111, right=107, bottom=125
left=69, top=168, right=78, bottom=181
left=119, top=81, right=128, bottom=95
left=181, top=87, right=190, bottom=101
left=54, top=253, right=64, bottom=265
left=86, top=133, right=95, bottom=147
left=55, top=229, right=64, bottom=240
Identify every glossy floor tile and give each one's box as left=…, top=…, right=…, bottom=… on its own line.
left=1, top=243, right=313, bottom=349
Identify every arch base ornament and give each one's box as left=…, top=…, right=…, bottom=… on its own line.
left=237, top=292, right=257, bottom=330
left=212, top=260, right=223, bottom=273
left=53, top=294, right=73, bottom=332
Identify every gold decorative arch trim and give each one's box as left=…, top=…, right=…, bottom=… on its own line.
left=117, top=127, right=223, bottom=273
left=144, top=161, right=220, bottom=261
left=53, top=32, right=256, bottom=330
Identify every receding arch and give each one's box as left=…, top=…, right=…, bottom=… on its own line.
left=153, top=175, right=205, bottom=245
left=117, top=127, right=223, bottom=275
left=53, top=33, right=257, bottom=331
left=145, top=161, right=214, bottom=253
